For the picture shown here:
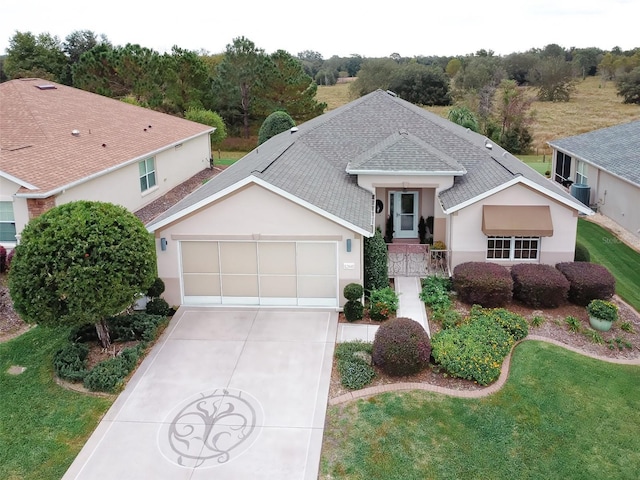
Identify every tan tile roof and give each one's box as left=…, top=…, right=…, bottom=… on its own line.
left=0, top=78, right=213, bottom=196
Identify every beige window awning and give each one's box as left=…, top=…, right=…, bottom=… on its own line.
left=482, top=205, right=553, bottom=237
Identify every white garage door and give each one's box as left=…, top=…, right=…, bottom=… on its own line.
left=180, top=241, right=338, bottom=307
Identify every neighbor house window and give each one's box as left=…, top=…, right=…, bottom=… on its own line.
left=0, top=202, right=17, bottom=243
left=139, top=157, right=156, bottom=192
left=576, top=160, right=588, bottom=185
left=487, top=236, right=540, bottom=260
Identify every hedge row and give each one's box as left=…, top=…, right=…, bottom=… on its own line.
left=453, top=262, right=513, bottom=307
left=556, top=262, right=616, bottom=306
left=511, top=263, right=570, bottom=308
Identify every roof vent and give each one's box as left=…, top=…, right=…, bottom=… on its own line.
left=71, top=129, right=80, bottom=136
left=290, top=127, right=298, bottom=134
left=484, top=139, right=493, bottom=150
left=386, top=90, right=397, bottom=97
left=35, top=84, right=56, bottom=90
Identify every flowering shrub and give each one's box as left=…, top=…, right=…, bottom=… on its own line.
left=372, top=317, right=431, bottom=376
left=453, top=262, right=513, bottom=307
left=368, top=286, right=399, bottom=321
left=556, top=262, right=615, bottom=306
left=586, top=299, right=618, bottom=322
left=419, top=276, right=452, bottom=313
left=469, top=305, right=529, bottom=341
left=511, top=263, right=570, bottom=308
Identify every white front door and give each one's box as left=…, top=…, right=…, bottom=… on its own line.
left=391, top=192, right=418, bottom=239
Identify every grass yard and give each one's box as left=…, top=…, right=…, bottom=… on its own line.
left=0, top=326, right=112, bottom=480
left=212, top=150, right=245, bottom=166
left=516, top=154, right=552, bottom=175
left=320, top=341, right=640, bottom=480
left=577, top=218, right=640, bottom=312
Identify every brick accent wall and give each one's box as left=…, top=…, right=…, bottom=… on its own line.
left=27, top=197, right=57, bottom=219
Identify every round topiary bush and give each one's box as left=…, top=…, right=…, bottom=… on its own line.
left=372, top=317, right=431, bottom=376
left=146, top=297, right=171, bottom=316
left=452, top=261, right=513, bottom=308
left=574, top=242, right=591, bottom=262
left=343, top=300, right=364, bottom=322
left=146, top=277, right=166, bottom=298
left=343, top=283, right=364, bottom=302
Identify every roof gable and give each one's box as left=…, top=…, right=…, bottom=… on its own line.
left=0, top=78, right=213, bottom=195
left=548, top=120, right=640, bottom=187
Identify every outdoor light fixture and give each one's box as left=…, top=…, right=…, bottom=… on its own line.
left=160, top=237, right=168, bottom=251
left=346, top=239, right=352, bottom=252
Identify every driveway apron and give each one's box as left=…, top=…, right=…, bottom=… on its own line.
left=62, top=307, right=337, bottom=480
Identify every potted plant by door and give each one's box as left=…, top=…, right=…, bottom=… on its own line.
left=586, top=299, right=618, bottom=332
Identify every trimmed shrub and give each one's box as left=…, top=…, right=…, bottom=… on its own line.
left=68, top=323, right=99, bottom=343
left=335, top=340, right=373, bottom=360
left=364, top=229, right=389, bottom=292
left=452, top=262, right=513, bottom=307
left=146, top=277, right=166, bottom=298
left=511, top=263, right=570, bottom=308
left=83, top=344, right=145, bottom=393
left=574, top=242, right=590, bottom=262
left=372, top=317, right=431, bottom=376
left=556, top=262, right=616, bottom=306
left=368, top=287, right=399, bottom=321
left=344, top=300, right=364, bottom=322
left=469, top=305, right=529, bottom=341
left=258, top=111, right=296, bottom=145
left=53, top=343, right=89, bottom=381
left=0, top=245, right=6, bottom=273
left=108, top=313, right=167, bottom=342
left=431, top=316, right=514, bottom=385
left=343, top=283, right=364, bottom=301
left=419, top=276, right=452, bottom=313
left=146, top=297, right=171, bottom=316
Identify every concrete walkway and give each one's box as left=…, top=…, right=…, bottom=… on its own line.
left=336, top=277, right=429, bottom=343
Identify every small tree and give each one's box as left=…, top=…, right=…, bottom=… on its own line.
left=616, top=67, right=640, bottom=104
left=364, top=229, right=388, bottom=293
left=257, top=110, right=296, bottom=145
left=185, top=107, right=227, bottom=147
left=9, top=201, right=156, bottom=348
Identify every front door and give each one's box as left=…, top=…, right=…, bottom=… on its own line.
left=391, top=191, right=418, bottom=239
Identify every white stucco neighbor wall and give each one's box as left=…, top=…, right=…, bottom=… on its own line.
left=56, top=135, right=210, bottom=212
left=0, top=176, right=29, bottom=247
left=449, top=183, right=579, bottom=269
left=595, top=171, right=640, bottom=238
left=153, top=183, right=363, bottom=306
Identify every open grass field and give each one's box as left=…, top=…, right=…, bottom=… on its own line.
left=577, top=218, right=640, bottom=312
left=0, top=326, right=112, bottom=480
left=317, top=76, right=640, bottom=154
left=320, top=341, right=640, bottom=480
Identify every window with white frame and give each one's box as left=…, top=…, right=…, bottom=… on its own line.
left=0, top=202, right=17, bottom=243
left=576, top=160, right=588, bottom=185
left=487, top=236, right=540, bottom=260
left=139, top=157, right=156, bottom=192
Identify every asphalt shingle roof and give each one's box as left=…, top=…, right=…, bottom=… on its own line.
left=548, top=120, right=640, bottom=187
left=149, top=89, right=581, bottom=233
left=0, top=78, right=213, bottom=195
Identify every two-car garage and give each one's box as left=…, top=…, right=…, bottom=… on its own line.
left=180, top=240, right=339, bottom=307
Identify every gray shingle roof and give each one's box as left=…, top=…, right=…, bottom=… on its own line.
left=548, top=120, right=640, bottom=187
left=149, top=89, right=583, bottom=233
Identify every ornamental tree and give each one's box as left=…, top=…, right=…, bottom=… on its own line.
left=9, top=201, right=156, bottom=348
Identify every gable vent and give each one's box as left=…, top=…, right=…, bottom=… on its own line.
left=35, top=84, right=57, bottom=90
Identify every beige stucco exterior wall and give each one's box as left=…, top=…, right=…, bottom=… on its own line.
left=56, top=135, right=210, bottom=212
left=449, top=183, right=579, bottom=269
left=153, top=183, right=364, bottom=306
left=595, top=171, right=640, bottom=237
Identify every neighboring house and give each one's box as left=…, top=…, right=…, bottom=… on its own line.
left=0, top=78, right=214, bottom=248
left=147, top=90, right=591, bottom=308
left=548, top=120, right=640, bottom=238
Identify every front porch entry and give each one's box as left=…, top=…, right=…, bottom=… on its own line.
left=390, top=191, right=418, bottom=239
left=387, top=243, right=449, bottom=278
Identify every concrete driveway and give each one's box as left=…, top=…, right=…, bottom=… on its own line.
left=63, top=308, right=337, bottom=480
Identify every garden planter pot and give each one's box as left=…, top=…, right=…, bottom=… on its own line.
left=589, top=316, right=613, bottom=332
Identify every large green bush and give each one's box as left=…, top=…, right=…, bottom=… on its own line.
left=257, top=110, right=296, bottom=145
left=372, top=317, right=431, bottom=376
left=453, top=262, right=513, bottom=307
left=364, top=229, right=388, bottom=292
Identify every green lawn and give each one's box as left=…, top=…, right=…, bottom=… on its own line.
left=212, top=150, right=246, bottom=166
left=321, top=341, right=640, bottom=480
left=577, top=218, right=640, bottom=312
left=516, top=154, right=552, bottom=175
left=0, top=326, right=112, bottom=480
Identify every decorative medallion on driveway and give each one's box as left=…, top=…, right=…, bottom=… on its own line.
left=158, top=388, right=264, bottom=468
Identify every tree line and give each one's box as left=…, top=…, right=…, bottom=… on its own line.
left=2, top=31, right=639, bottom=151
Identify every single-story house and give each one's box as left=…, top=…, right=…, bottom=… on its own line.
left=147, top=89, right=592, bottom=308
left=0, top=78, right=214, bottom=248
left=548, top=119, right=640, bottom=238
